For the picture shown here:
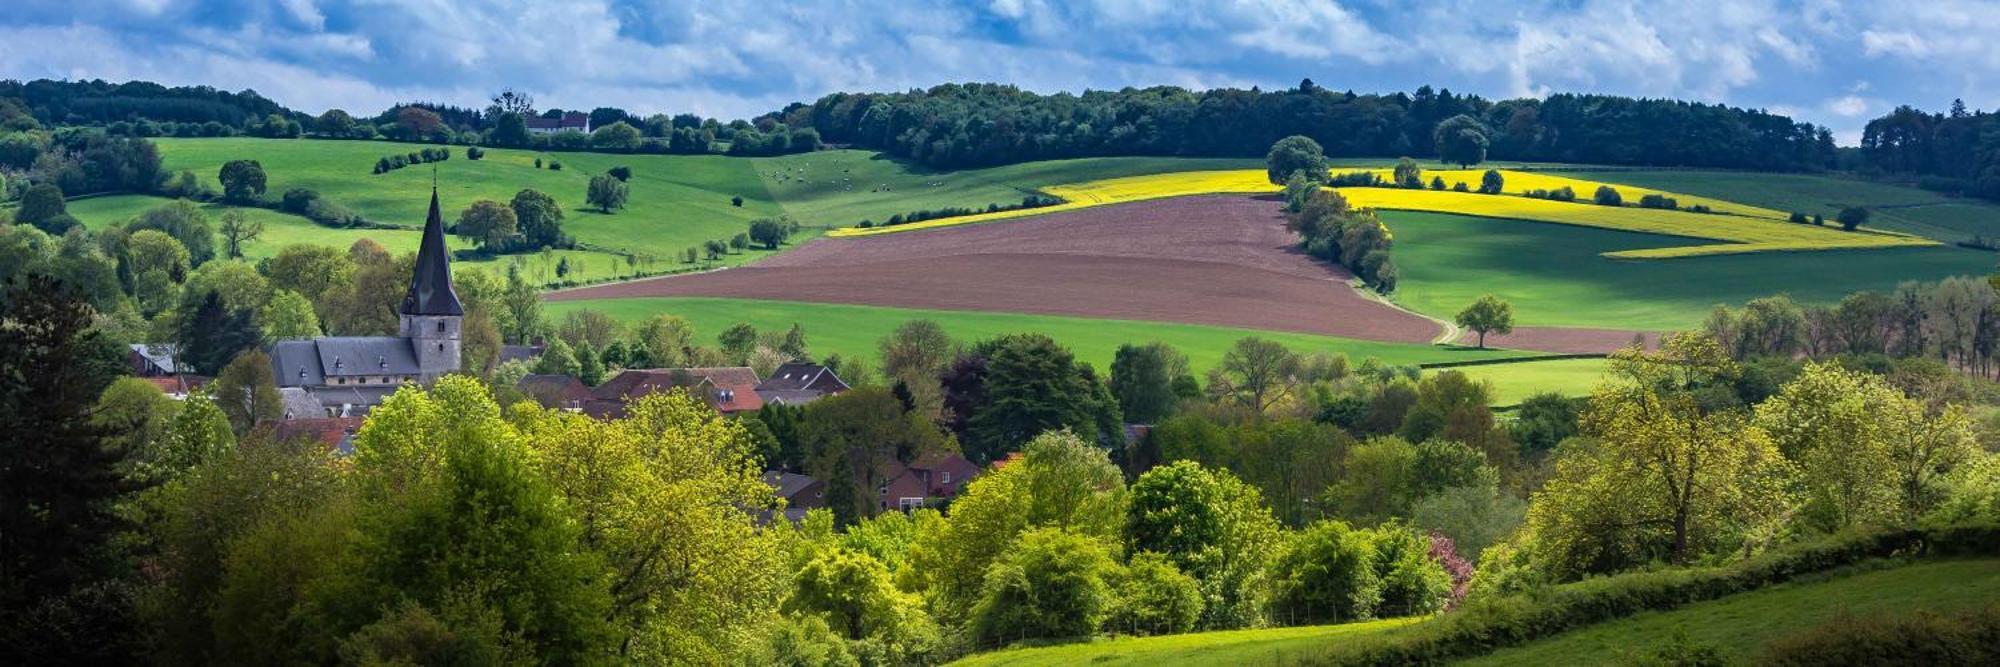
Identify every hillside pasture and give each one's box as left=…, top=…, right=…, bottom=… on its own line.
left=946, top=617, right=1420, bottom=667
left=551, top=195, right=1465, bottom=345
left=826, top=167, right=1932, bottom=259
left=1435, top=357, right=1612, bottom=406
left=542, top=297, right=1526, bottom=373
left=63, top=194, right=632, bottom=279
left=1576, top=169, right=2000, bottom=244
left=1386, top=210, right=1996, bottom=331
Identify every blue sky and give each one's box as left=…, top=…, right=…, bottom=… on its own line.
left=3, top=0, right=1998, bottom=144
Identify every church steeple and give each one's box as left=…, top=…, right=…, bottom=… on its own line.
left=401, top=187, right=463, bottom=316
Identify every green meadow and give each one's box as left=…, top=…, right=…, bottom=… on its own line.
left=1575, top=169, right=2000, bottom=243
left=1437, top=357, right=1610, bottom=406
left=946, top=617, right=1421, bottom=667
left=1385, top=210, right=1997, bottom=331
left=542, top=296, right=1529, bottom=373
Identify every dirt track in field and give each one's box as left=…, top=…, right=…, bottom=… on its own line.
left=1456, top=328, right=1661, bottom=355
left=551, top=195, right=1447, bottom=344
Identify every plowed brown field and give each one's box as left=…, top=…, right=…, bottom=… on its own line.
left=550, top=195, right=1446, bottom=344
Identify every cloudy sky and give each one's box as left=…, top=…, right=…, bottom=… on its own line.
left=2, top=0, right=1997, bottom=144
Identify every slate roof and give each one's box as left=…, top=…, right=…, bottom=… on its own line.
left=517, top=374, right=593, bottom=409
left=271, top=337, right=421, bottom=386
left=754, top=389, right=825, bottom=406
left=756, top=362, right=847, bottom=393
left=763, top=471, right=821, bottom=500
left=129, top=343, right=188, bottom=375
left=400, top=188, right=463, bottom=317
left=499, top=344, right=544, bottom=364
left=279, top=387, right=324, bottom=419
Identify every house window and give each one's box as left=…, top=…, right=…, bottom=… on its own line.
left=941, top=472, right=951, bottom=484
left=337, top=378, right=347, bottom=385
left=898, top=497, right=924, bottom=511
left=879, top=485, right=888, bottom=496
left=437, top=320, right=446, bottom=333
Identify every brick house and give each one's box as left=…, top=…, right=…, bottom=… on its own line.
left=588, top=367, right=764, bottom=417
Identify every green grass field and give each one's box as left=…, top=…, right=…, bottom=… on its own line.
left=1438, top=358, right=1610, bottom=406
left=1576, top=170, right=2000, bottom=244
left=154, top=137, right=796, bottom=267
left=946, top=617, right=1421, bottom=667
left=1464, top=559, right=2000, bottom=666
left=542, top=296, right=1530, bottom=373
left=753, top=151, right=1260, bottom=227
left=60, top=194, right=634, bottom=278
left=1386, top=210, right=1997, bottom=330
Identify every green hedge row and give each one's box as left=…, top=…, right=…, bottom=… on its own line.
left=1303, top=523, right=2000, bottom=666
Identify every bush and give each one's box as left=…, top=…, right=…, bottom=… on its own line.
left=1838, top=206, right=1870, bottom=231
left=1429, top=176, right=1446, bottom=191
left=731, top=195, right=744, bottom=207
left=1268, top=520, right=1380, bottom=625
left=548, top=160, right=562, bottom=171
left=1104, top=553, right=1204, bottom=637
left=466, top=146, right=484, bottom=160
left=1788, top=211, right=1809, bottom=224
left=969, top=528, right=1116, bottom=645
left=1689, top=204, right=1712, bottom=214
left=1638, top=194, right=1678, bottom=210
left=1329, top=171, right=1385, bottom=188
left=608, top=165, right=631, bottom=181
left=280, top=188, right=320, bottom=214
left=1315, top=524, right=2000, bottom=666
left=1478, top=170, right=1504, bottom=194
left=1755, top=606, right=2000, bottom=666
left=1452, top=182, right=1470, bottom=192
left=1593, top=186, right=1623, bottom=206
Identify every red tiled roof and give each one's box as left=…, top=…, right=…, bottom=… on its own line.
left=592, top=367, right=764, bottom=414
left=271, top=416, right=365, bottom=450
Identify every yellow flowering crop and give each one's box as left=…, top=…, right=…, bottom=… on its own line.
left=823, top=168, right=1935, bottom=259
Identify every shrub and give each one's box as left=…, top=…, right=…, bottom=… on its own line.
left=1689, top=204, right=1712, bottom=214
left=1789, top=211, right=1809, bottom=224
left=731, top=195, right=744, bottom=207
left=1430, top=176, right=1446, bottom=191
left=1478, top=169, right=1504, bottom=194
left=1268, top=520, right=1380, bottom=625
left=969, top=528, right=1116, bottom=645
left=281, top=188, right=320, bottom=213
left=1756, top=606, right=2000, bottom=666
left=1812, top=214, right=1825, bottom=226
left=534, top=157, right=543, bottom=168
left=1104, top=552, right=1204, bottom=636
left=549, top=160, right=563, bottom=171
left=1452, top=182, right=1469, bottom=192
left=1593, top=186, right=1623, bottom=206
left=608, top=165, right=631, bottom=181
left=1370, top=525, right=1452, bottom=618
left=1837, top=206, right=1870, bottom=231
left=466, top=146, right=484, bottom=160
left=1638, top=193, right=1678, bottom=210
left=1330, top=171, right=1385, bottom=188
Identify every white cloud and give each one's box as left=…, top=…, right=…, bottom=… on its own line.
left=1827, top=95, right=1870, bottom=116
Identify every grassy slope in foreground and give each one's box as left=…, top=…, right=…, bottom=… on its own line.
left=1576, top=169, right=2000, bottom=244
left=947, top=618, right=1420, bottom=667
left=1464, top=559, right=2000, bottom=666
left=542, top=297, right=1529, bottom=372
left=1385, top=210, right=1997, bottom=331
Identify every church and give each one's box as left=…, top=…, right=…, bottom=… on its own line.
left=270, top=189, right=463, bottom=418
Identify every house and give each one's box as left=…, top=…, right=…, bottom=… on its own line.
left=589, top=367, right=764, bottom=417
left=762, top=471, right=826, bottom=524
left=517, top=373, right=592, bottom=411
left=753, top=361, right=852, bottom=406
left=270, top=416, right=366, bottom=455
left=875, top=452, right=981, bottom=512
left=269, top=188, right=463, bottom=416
left=128, top=343, right=190, bottom=376
left=141, top=374, right=208, bottom=399
left=498, top=343, right=545, bottom=365
left=525, top=111, right=590, bottom=135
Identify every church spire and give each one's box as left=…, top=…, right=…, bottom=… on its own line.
left=400, top=187, right=464, bottom=316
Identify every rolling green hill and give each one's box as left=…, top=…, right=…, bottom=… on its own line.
left=1386, top=210, right=1997, bottom=331
left=1575, top=169, right=2000, bottom=244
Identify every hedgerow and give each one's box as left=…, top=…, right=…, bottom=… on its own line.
left=1300, top=523, right=2000, bottom=666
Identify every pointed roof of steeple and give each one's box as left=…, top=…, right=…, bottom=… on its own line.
left=400, top=188, right=464, bottom=316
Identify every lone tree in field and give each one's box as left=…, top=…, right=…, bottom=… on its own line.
left=1433, top=114, right=1491, bottom=168
left=1478, top=169, right=1504, bottom=194
left=1266, top=135, right=1329, bottom=185
left=1837, top=206, right=1870, bottom=231
left=218, top=159, right=267, bottom=203
left=1456, top=295, right=1514, bottom=348
left=216, top=209, right=264, bottom=258
left=586, top=172, right=629, bottom=213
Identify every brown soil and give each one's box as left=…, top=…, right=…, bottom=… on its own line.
left=551, top=195, right=1444, bottom=344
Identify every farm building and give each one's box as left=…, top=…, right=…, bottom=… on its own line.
left=525, top=111, right=590, bottom=135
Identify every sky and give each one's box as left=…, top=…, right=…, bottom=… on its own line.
left=2, top=0, right=1998, bottom=145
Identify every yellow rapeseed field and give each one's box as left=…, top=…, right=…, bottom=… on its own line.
left=824, top=168, right=1936, bottom=258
